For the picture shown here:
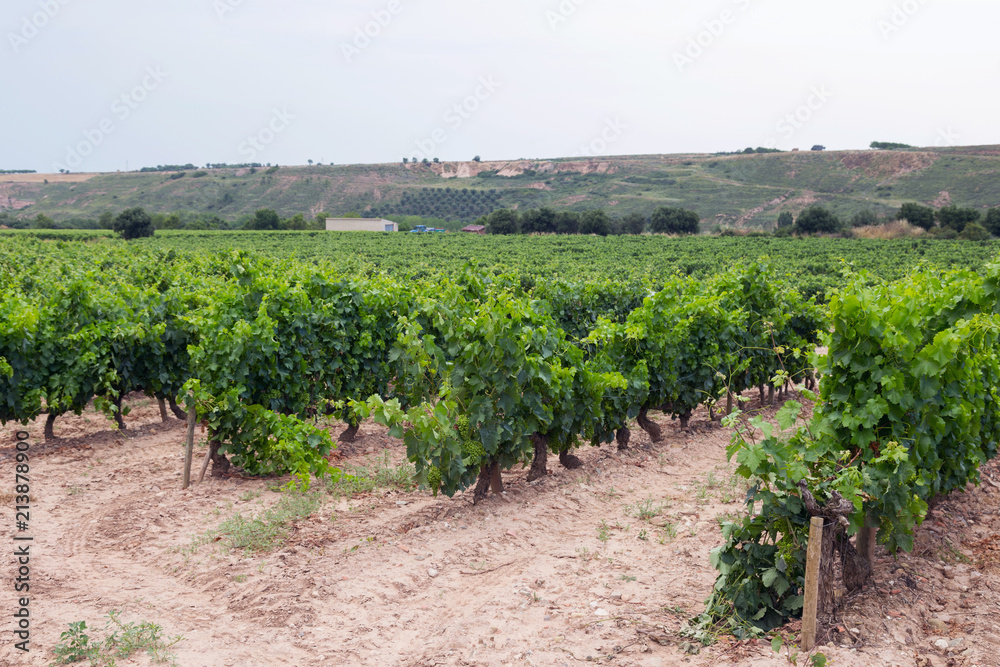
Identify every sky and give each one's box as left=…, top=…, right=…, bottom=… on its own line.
left=1, top=0, right=998, bottom=174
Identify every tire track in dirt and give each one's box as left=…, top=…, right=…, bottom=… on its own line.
left=9, top=393, right=1000, bottom=666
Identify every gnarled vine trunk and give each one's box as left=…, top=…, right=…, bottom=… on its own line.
left=338, top=421, right=360, bottom=443
left=44, top=413, right=56, bottom=441
left=616, top=427, right=631, bottom=451
left=168, top=396, right=187, bottom=420
left=559, top=450, right=583, bottom=469
left=209, top=439, right=231, bottom=478
left=636, top=408, right=662, bottom=442
left=527, top=433, right=548, bottom=482
left=838, top=531, right=873, bottom=593
left=473, top=460, right=502, bottom=503
left=800, top=482, right=873, bottom=623
left=157, top=397, right=169, bottom=423
left=678, top=410, right=692, bottom=429
left=112, top=398, right=126, bottom=431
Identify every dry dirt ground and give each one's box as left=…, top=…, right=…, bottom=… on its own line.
left=2, top=394, right=1000, bottom=667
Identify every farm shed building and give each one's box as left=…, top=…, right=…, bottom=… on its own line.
left=325, top=218, right=398, bottom=232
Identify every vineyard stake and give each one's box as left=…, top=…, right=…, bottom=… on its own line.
left=182, top=396, right=196, bottom=489
left=801, top=516, right=824, bottom=652
left=197, top=440, right=212, bottom=483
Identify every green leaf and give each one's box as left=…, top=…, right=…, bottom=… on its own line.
left=775, top=401, right=802, bottom=431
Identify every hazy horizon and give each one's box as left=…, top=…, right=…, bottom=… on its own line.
left=3, top=0, right=998, bottom=173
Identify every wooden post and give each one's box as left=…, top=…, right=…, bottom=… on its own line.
left=801, top=516, right=825, bottom=652
left=182, top=395, right=196, bottom=489
left=197, top=444, right=212, bottom=483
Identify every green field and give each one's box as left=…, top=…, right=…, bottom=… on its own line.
left=3, top=229, right=998, bottom=299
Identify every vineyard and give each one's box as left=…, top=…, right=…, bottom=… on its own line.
left=2, top=232, right=1000, bottom=664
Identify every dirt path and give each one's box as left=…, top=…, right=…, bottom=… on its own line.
left=2, top=396, right=1000, bottom=666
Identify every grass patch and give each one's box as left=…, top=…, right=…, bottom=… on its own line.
left=50, top=610, right=183, bottom=666
left=195, top=492, right=325, bottom=555
left=624, top=496, right=667, bottom=521
left=326, top=451, right=416, bottom=498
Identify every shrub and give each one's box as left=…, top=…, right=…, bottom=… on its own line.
left=958, top=222, right=991, bottom=241
left=936, top=206, right=981, bottom=233
left=579, top=210, right=611, bottom=236
left=794, top=205, right=840, bottom=234
left=520, top=207, right=557, bottom=234
left=112, top=207, right=155, bottom=240
left=246, top=208, right=281, bottom=231
left=927, top=226, right=959, bottom=240
left=486, top=209, right=519, bottom=235
left=851, top=209, right=879, bottom=228
left=896, top=202, right=936, bottom=230
left=650, top=207, right=700, bottom=235
left=619, top=212, right=647, bottom=235
left=985, top=208, right=1000, bottom=237
left=554, top=211, right=580, bottom=235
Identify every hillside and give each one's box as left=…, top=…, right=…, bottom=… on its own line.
left=3, top=145, right=1000, bottom=229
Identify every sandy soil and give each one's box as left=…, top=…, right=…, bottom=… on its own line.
left=2, top=394, right=999, bottom=667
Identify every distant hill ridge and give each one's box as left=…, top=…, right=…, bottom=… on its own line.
left=2, top=145, right=999, bottom=229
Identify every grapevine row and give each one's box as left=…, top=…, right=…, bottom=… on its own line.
left=0, top=239, right=822, bottom=494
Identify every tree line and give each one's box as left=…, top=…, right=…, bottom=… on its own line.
left=480, top=206, right=701, bottom=236
left=5, top=201, right=997, bottom=241
left=777, top=202, right=1000, bottom=239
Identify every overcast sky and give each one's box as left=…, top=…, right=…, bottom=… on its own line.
left=2, top=0, right=997, bottom=173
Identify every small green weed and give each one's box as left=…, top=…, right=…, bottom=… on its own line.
left=50, top=611, right=183, bottom=666
left=597, top=520, right=611, bottom=542
left=624, top=496, right=667, bottom=521
left=601, top=487, right=623, bottom=501
left=658, top=524, right=678, bottom=543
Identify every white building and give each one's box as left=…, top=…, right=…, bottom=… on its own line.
left=325, top=218, right=398, bottom=232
